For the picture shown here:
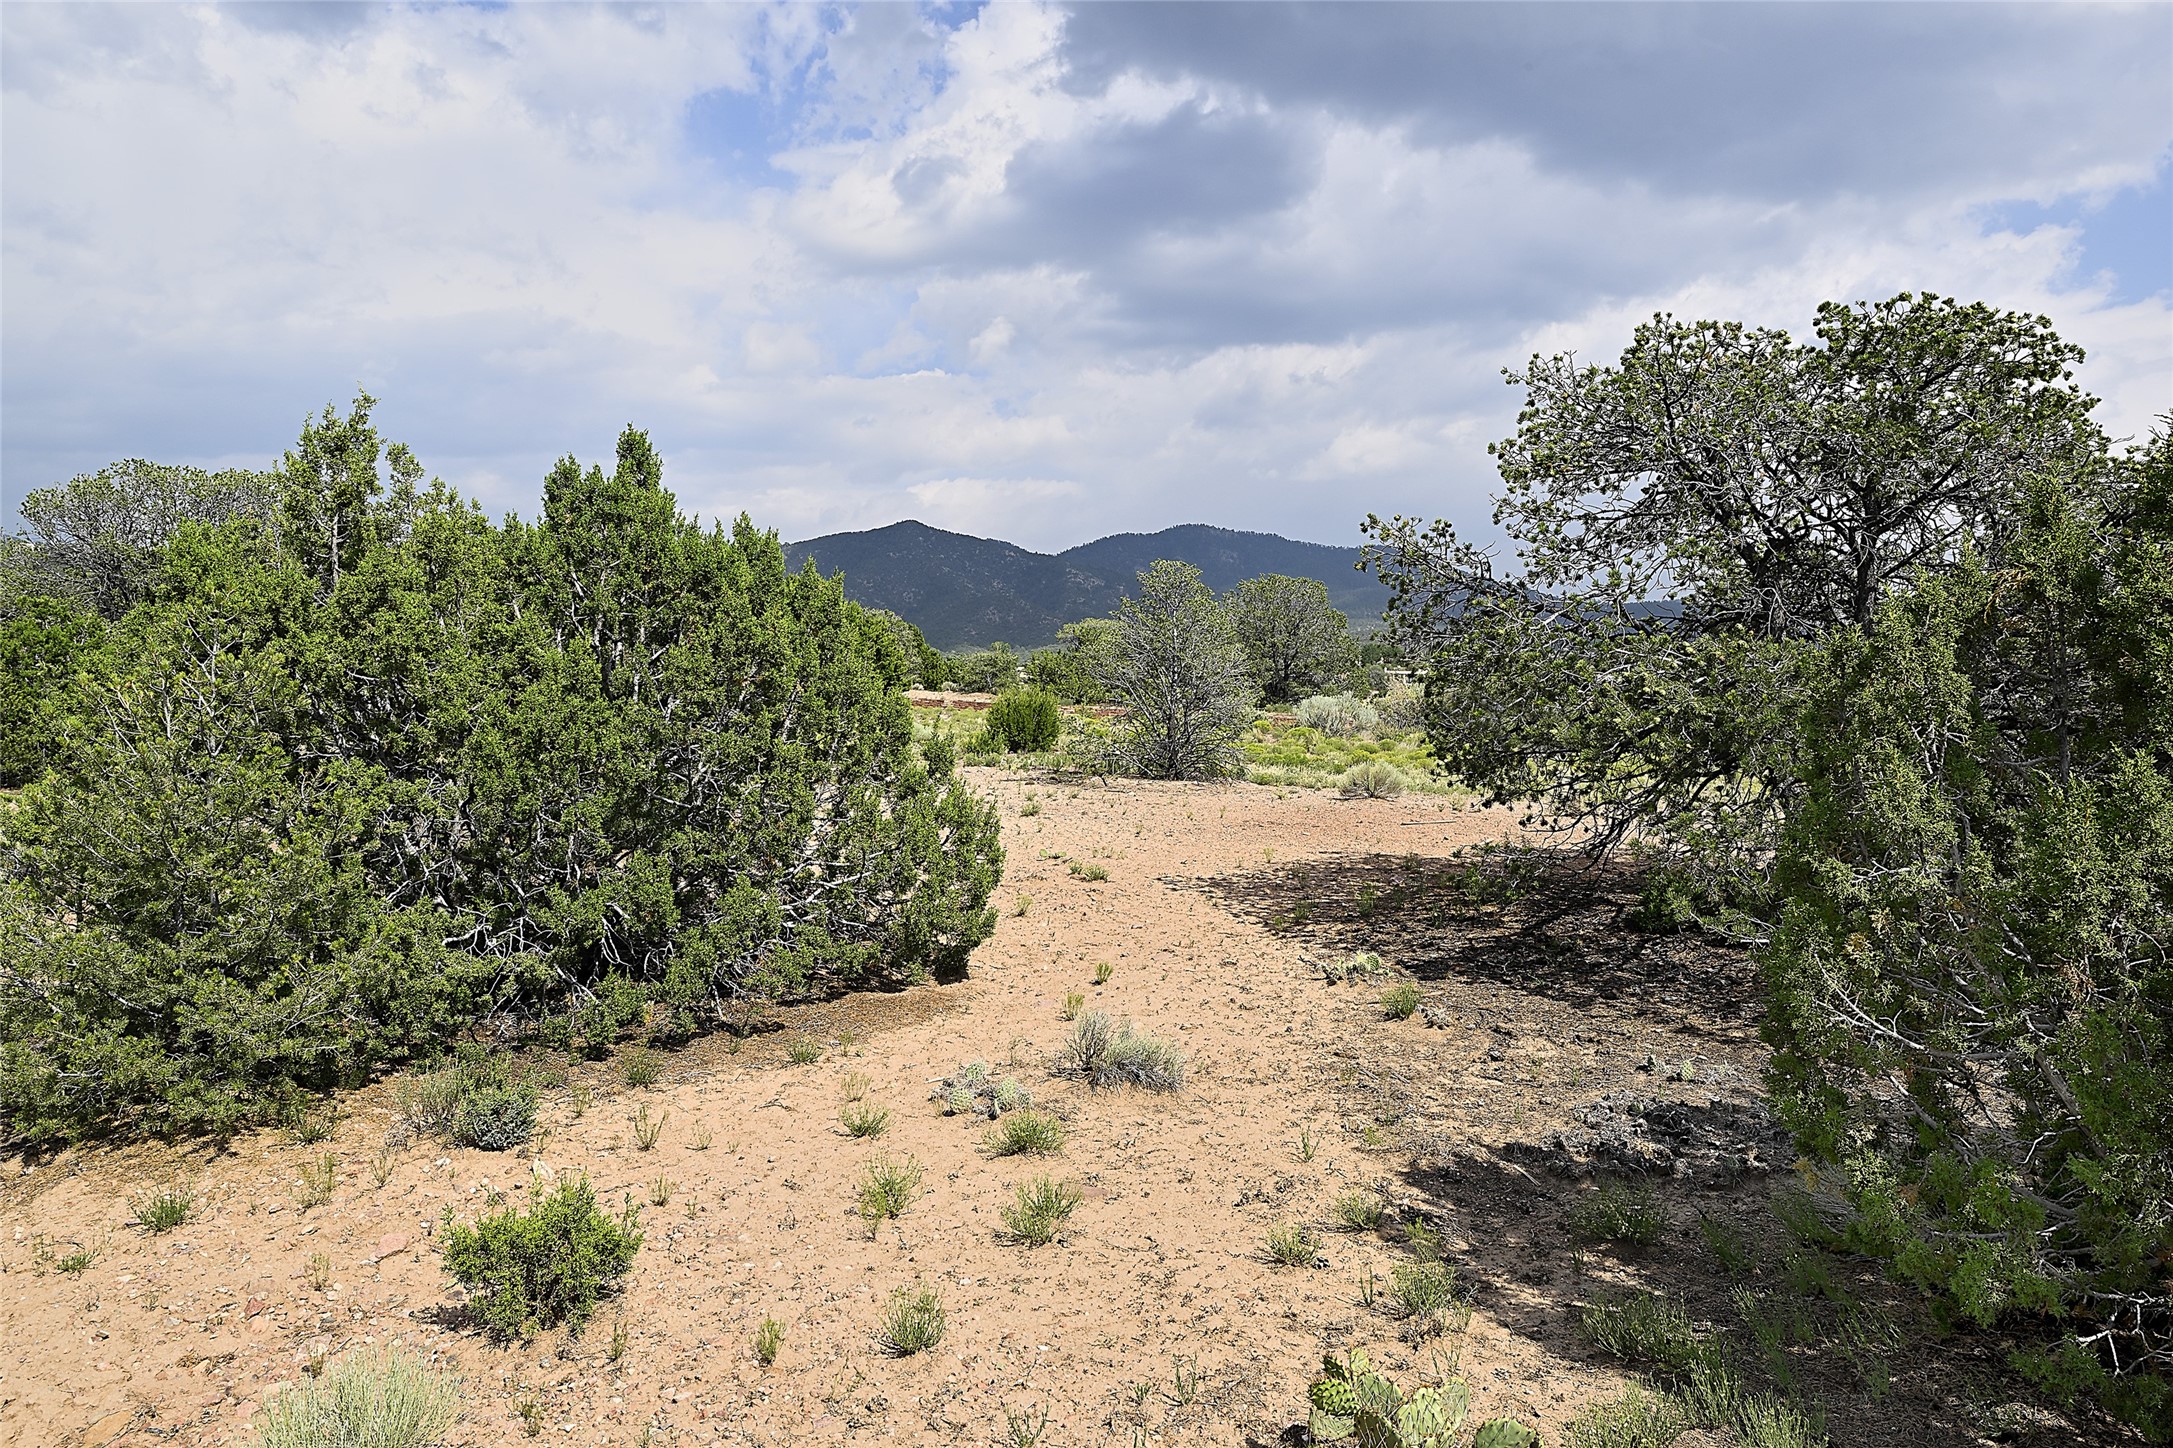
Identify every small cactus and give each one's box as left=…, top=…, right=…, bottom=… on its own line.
left=1305, top=1360, right=1477, bottom=1448
left=1471, top=1418, right=1541, bottom=1448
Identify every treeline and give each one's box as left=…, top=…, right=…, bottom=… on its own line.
left=0, top=399, right=1003, bottom=1144
left=1371, top=295, right=2171, bottom=1432
left=869, top=577, right=1400, bottom=705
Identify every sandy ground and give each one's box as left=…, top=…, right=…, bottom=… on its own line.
left=0, top=773, right=2094, bottom=1447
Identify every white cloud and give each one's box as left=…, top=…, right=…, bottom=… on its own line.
left=4, top=1, right=2167, bottom=557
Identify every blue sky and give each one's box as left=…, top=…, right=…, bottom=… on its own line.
left=4, top=1, right=2168, bottom=552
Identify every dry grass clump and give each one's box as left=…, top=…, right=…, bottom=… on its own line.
left=840, top=1101, right=891, bottom=1138
left=984, top=1108, right=1066, bottom=1157
left=1063, top=1011, right=1185, bottom=1091
left=999, top=1176, right=1082, bottom=1246
left=251, top=1347, right=460, bottom=1448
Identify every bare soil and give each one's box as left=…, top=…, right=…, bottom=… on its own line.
left=0, top=775, right=2106, bottom=1446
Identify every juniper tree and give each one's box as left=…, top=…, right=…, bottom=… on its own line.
left=1225, top=573, right=1354, bottom=702
left=1096, top=561, right=1255, bottom=779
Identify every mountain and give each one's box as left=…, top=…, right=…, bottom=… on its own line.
left=783, top=520, right=1389, bottom=651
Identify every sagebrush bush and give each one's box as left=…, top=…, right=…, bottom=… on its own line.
left=1375, top=683, right=1426, bottom=732
left=856, top=1154, right=924, bottom=1227
left=252, top=1348, right=461, bottom=1448
left=1340, top=761, right=1405, bottom=799
left=1294, top=693, right=1378, bottom=737
left=452, top=1085, right=538, bottom=1152
left=439, top=1176, right=643, bottom=1341
left=983, top=688, right=1061, bottom=753
left=1063, top=1011, right=1185, bottom=1091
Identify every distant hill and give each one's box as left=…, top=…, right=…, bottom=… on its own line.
left=784, top=520, right=1388, bottom=650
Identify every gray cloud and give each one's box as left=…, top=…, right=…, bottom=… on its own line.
left=1058, top=3, right=2172, bottom=203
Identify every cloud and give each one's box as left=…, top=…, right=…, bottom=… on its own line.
left=4, top=1, right=2168, bottom=557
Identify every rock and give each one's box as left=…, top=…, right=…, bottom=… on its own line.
left=375, top=1231, right=411, bottom=1259
left=245, top=1297, right=268, bottom=1319
left=84, top=1410, right=134, bottom=1446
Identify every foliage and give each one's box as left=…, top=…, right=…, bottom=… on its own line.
left=1333, top=1190, right=1385, bottom=1232
left=1367, top=292, right=2170, bottom=1425
left=1239, top=716, right=1443, bottom=796
left=0, top=596, right=103, bottom=787
left=1226, top=574, right=1354, bottom=702
left=1762, top=428, right=2173, bottom=1421
left=1094, top=561, right=1256, bottom=779
left=1566, top=1181, right=1669, bottom=1246
left=438, top=1175, right=642, bottom=1341
left=1295, top=693, right=1378, bottom=737
left=1564, top=1387, right=1684, bottom=1448
left=1062, top=1011, right=1184, bottom=1091
left=983, top=687, right=1062, bottom=753
left=945, top=642, right=1019, bottom=693
left=866, top=609, right=944, bottom=690
left=0, top=400, right=1002, bottom=1144
left=1265, top=1222, right=1320, bottom=1267
left=839, top=1101, right=890, bottom=1139
left=251, top=1347, right=461, bottom=1448
left=755, top=1316, right=784, bottom=1366
left=1027, top=619, right=1114, bottom=703
left=1000, top=1175, right=1081, bottom=1246
left=1379, top=983, right=1422, bottom=1020
left=855, top=1154, right=924, bottom=1227
left=983, top=1108, right=1065, bottom=1156
left=130, top=1181, right=195, bottom=1234
left=876, top=1284, right=945, bottom=1355
left=1341, top=761, right=1405, bottom=799
left=1305, top=1349, right=1473, bottom=1446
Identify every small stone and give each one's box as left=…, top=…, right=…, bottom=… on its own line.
left=84, top=1410, right=135, bottom=1446
left=375, top=1232, right=411, bottom=1259
left=245, top=1297, right=268, bottom=1318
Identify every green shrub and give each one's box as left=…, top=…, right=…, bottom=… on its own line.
left=876, top=1285, right=945, bottom=1355
left=439, top=1176, right=643, bottom=1341
left=1332, top=1190, right=1384, bottom=1232
left=1379, top=983, right=1421, bottom=1020
left=0, top=418, right=1004, bottom=1146
left=1388, top=1260, right=1460, bottom=1325
left=1564, top=1387, right=1685, bottom=1448
left=856, top=1154, right=924, bottom=1228
left=983, top=1109, right=1065, bottom=1157
left=130, top=1181, right=195, bottom=1234
left=1578, top=1291, right=1708, bottom=1373
left=620, top=1046, right=663, bottom=1087
left=1265, top=1222, right=1320, bottom=1267
left=984, top=688, right=1061, bottom=753
left=1294, top=694, right=1377, bottom=737
left=1566, top=1181, right=1668, bottom=1246
left=754, top=1316, right=783, bottom=1366
left=452, top=1085, right=538, bottom=1152
left=252, top=1348, right=461, bottom=1448
left=1340, top=761, right=1404, bottom=799
left=999, top=1176, right=1081, bottom=1246
left=783, top=1034, right=823, bottom=1065
left=839, top=1102, right=890, bottom=1139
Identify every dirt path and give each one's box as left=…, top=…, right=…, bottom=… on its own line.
left=0, top=774, right=2067, bottom=1447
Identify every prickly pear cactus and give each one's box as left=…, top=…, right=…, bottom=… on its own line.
left=1305, top=1349, right=1371, bottom=1441
left=1395, top=1381, right=1469, bottom=1446
left=1351, top=1371, right=1401, bottom=1421
left=1471, top=1418, right=1541, bottom=1448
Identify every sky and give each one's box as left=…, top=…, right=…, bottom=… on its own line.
left=3, top=1, right=2169, bottom=554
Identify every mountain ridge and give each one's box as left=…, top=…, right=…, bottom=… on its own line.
left=783, top=519, right=1387, bottom=650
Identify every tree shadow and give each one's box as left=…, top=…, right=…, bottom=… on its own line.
left=1184, top=848, right=1759, bottom=1025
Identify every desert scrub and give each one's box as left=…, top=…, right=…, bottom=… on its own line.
left=1062, top=1011, right=1185, bottom=1091
left=856, top=1154, right=924, bottom=1228
left=629, top=1103, right=667, bottom=1150
left=932, top=1062, right=1032, bottom=1120
left=1093, top=960, right=1113, bottom=985
left=1322, top=950, right=1394, bottom=985
left=1578, top=1291, right=1711, bottom=1374
left=1265, top=1222, right=1321, bottom=1267
left=984, top=1109, right=1065, bottom=1157
left=1067, top=860, right=1108, bottom=882
left=251, top=1347, right=461, bottom=1448
left=1567, top=1181, right=1668, bottom=1247
left=839, top=1102, right=891, bottom=1139
left=1060, top=990, right=1084, bottom=1021
left=439, top=1176, right=642, bottom=1341
left=130, top=1181, right=195, bottom=1234
left=1000, top=1176, right=1081, bottom=1246
left=754, top=1316, right=784, bottom=1366
left=1564, top=1386, right=1686, bottom=1448
left=1388, top=1259, right=1460, bottom=1324
left=1379, top=982, right=1422, bottom=1020
left=620, top=1045, right=663, bottom=1087
left=1332, top=1190, right=1385, bottom=1233
left=1340, top=761, right=1405, bottom=799
left=876, top=1285, right=946, bottom=1356
left=297, top=1153, right=339, bottom=1209
left=784, top=1034, right=823, bottom=1065
left=399, top=1049, right=540, bottom=1152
